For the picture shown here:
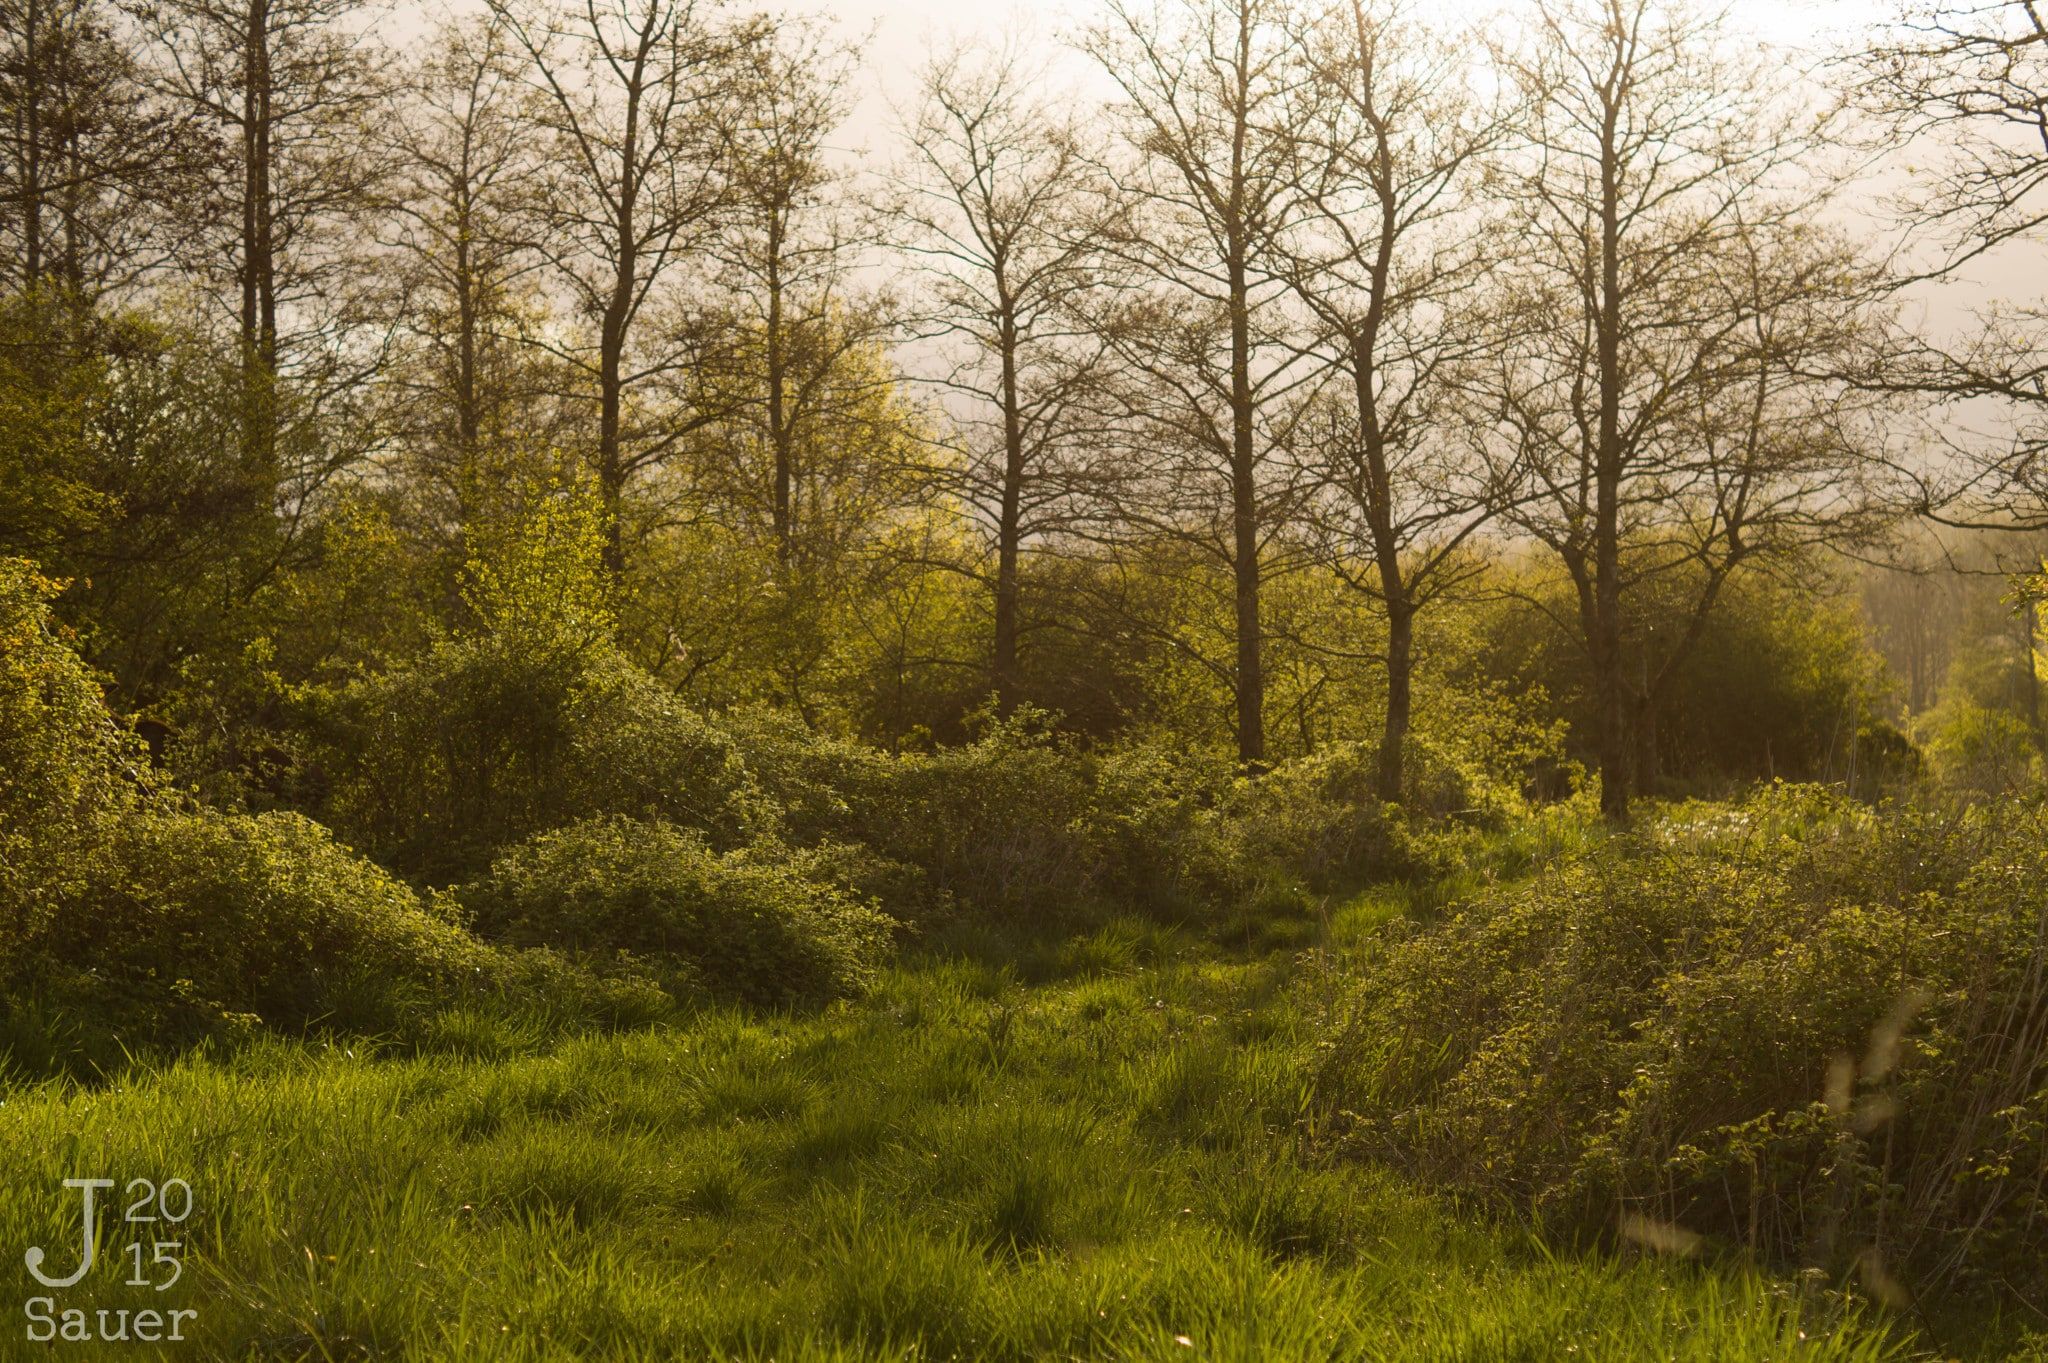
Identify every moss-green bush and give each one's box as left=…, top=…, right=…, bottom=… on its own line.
left=10, top=807, right=495, bottom=1053
left=1913, top=698, right=2039, bottom=794
left=461, top=816, right=898, bottom=1008
left=316, top=633, right=766, bottom=882
left=1318, top=784, right=2048, bottom=1301
left=0, top=557, right=142, bottom=955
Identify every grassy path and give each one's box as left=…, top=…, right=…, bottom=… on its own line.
left=0, top=924, right=1905, bottom=1361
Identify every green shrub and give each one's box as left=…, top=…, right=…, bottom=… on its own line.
left=1318, top=784, right=2048, bottom=1300
left=1913, top=698, right=2039, bottom=794
left=0, top=557, right=142, bottom=955
left=12, top=807, right=492, bottom=1051
left=461, top=816, right=898, bottom=1008
left=1082, top=738, right=1235, bottom=912
left=316, top=633, right=766, bottom=882
left=732, top=709, right=1101, bottom=923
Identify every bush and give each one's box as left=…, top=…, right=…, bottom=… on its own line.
left=460, top=816, right=898, bottom=1008
left=722, top=708, right=1101, bottom=924
left=9, top=807, right=494, bottom=1053
left=316, top=633, right=766, bottom=882
left=1317, top=784, right=2048, bottom=1301
left=1213, top=743, right=1449, bottom=893
left=1913, top=698, right=2039, bottom=794
left=0, top=558, right=142, bottom=955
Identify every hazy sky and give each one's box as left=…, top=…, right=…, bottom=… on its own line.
left=803, top=0, right=1877, bottom=163
left=393, top=0, right=1881, bottom=160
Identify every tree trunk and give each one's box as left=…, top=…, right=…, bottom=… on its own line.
left=992, top=312, right=1023, bottom=712
left=455, top=213, right=479, bottom=456
left=597, top=325, right=626, bottom=578
left=766, top=214, right=791, bottom=567
left=597, top=97, right=639, bottom=583
left=20, top=0, right=44, bottom=288
left=1633, top=689, right=1659, bottom=798
left=1378, top=601, right=1413, bottom=803
left=1228, top=253, right=1263, bottom=767
left=239, top=0, right=277, bottom=480
left=1593, top=96, right=1629, bottom=821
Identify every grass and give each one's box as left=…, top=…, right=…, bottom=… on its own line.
left=0, top=918, right=1918, bottom=1362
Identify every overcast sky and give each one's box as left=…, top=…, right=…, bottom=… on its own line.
left=810, top=0, right=1874, bottom=158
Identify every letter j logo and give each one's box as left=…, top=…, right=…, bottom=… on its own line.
left=25, top=1180, right=114, bottom=1289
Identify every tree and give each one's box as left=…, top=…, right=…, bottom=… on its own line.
left=707, top=17, right=891, bottom=574
left=1082, top=0, right=1311, bottom=766
left=1490, top=0, right=1885, bottom=819
left=1278, top=0, right=1510, bottom=800
left=134, top=0, right=389, bottom=484
left=0, top=0, right=200, bottom=299
left=373, top=14, right=567, bottom=550
left=898, top=36, right=1109, bottom=711
left=483, top=0, right=741, bottom=579
left=1855, top=1, right=2048, bottom=524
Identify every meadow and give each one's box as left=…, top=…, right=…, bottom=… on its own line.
left=0, top=905, right=1923, bottom=1363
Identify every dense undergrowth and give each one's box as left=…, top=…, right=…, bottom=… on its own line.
left=8, top=554, right=2048, bottom=1356
left=0, top=555, right=1470, bottom=1075
left=1313, top=785, right=2048, bottom=1326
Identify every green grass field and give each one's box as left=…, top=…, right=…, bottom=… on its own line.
left=0, top=910, right=1926, bottom=1362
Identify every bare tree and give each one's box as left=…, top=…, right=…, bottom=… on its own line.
left=0, top=0, right=201, bottom=299
left=133, top=0, right=389, bottom=484
left=1492, top=0, right=1886, bottom=818
left=705, top=15, right=894, bottom=572
left=898, top=36, right=1109, bottom=711
left=1855, top=1, right=2048, bottom=524
left=1279, top=0, right=1510, bottom=800
left=1082, top=0, right=1312, bottom=766
left=374, top=13, right=554, bottom=495
left=484, top=0, right=740, bottom=577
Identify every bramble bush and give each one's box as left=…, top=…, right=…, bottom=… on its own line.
left=17, top=808, right=491, bottom=1048
left=459, top=816, right=899, bottom=1009
left=0, top=562, right=682, bottom=1074
left=1316, top=783, right=2048, bottom=1303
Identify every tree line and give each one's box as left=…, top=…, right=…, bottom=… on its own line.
left=3, top=0, right=2045, bottom=820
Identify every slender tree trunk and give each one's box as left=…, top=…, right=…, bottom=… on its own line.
left=992, top=310, right=1023, bottom=713
left=1378, top=600, right=1413, bottom=803
left=597, top=108, right=638, bottom=582
left=1228, top=251, right=1263, bottom=767
left=20, top=0, right=44, bottom=288
left=455, top=215, right=479, bottom=455
left=238, top=0, right=278, bottom=480
left=1593, top=104, right=1629, bottom=821
left=59, top=131, right=82, bottom=293
left=1633, top=689, right=1659, bottom=797
left=766, top=212, right=791, bottom=566
left=597, top=312, right=627, bottom=577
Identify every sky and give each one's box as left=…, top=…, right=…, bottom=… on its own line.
left=819, top=0, right=1876, bottom=135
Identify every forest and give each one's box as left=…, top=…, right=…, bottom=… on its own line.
left=4, top=0, right=2048, bottom=1356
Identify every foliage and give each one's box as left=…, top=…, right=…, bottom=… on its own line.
left=1473, top=562, right=1891, bottom=792
left=0, top=558, right=142, bottom=957
left=1914, top=697, right=2041, bottom=794
left=6, top=807, right=494, bottom=1058
left=315, top=633, right=767, bottom=883
left=462, top=469, right=616, bottom=646
left=1317, top=784, right=2048, bottom=1303
left=460, top=815, right=899, bottom=1008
